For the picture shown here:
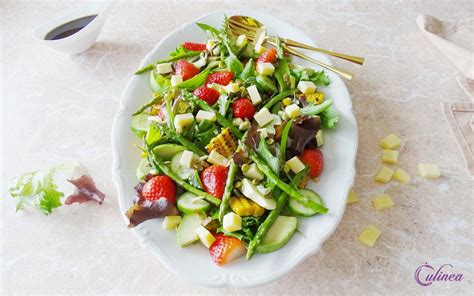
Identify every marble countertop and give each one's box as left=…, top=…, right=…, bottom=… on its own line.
left=1, top=1, right=473, bottom=294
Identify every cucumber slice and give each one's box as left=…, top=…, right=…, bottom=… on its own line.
left=288, top=188, right=323, bottom=217
left=256, top=74, right=278, bottom=93
left=177, top=192, right=210, bottom=214
left=131, top=113, right=150, bottom=136
left=171, top=151, right=198, bottom=179
left=153, top=144, right=186, bottom=161
left=256, top=216, right=298, bottom=254
left=177, top=213, right=204, bottom=247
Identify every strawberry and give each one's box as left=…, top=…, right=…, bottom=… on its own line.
left=193, top=86, right=220, bottom=105
left=201, top=165, right=228, bottom=199
left=141, top=175, right=177, bottom=203
left=183, top=42, right=206, bottom=51
left=205, top=71, right=234, bottom=86
left=232, top=98, right=255, bottom=120
left=299, top=148, right=324, bottom=178
left=256, top=47, right=277, bottom=64
left=209, top=234, right=246, bottom=266
left=175, top=59, right=200, bottom=81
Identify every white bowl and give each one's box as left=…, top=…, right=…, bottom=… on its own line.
left=111, top=9, right=358, bottom=288
left=33, top=1, right=112, bottom=55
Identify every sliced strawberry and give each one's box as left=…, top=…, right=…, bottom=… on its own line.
left=232, top=98, right=255, bottom=120
left=209, top=234, right=246, bottom=266
left=141, top=175, right=177, bottom=203
left=175, top=59, right=200, bottom=81
left=201, top=165, right=228, bottom=199
left=256, top=48, right=277, bottom=64
left=183, top=42, right=206, bottom=51
left=205, top=71, right=234, bottom=86
left=193, top=86, right=220, bottom=105
left=299, top=148, right=324, bottom=178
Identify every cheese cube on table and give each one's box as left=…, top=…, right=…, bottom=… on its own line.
left=347, top=190, right=359, bottom=204
left=285, top=104, right=302, bottom=119
left=243, top=163, right=264, bottom=180
left=382, top=149, right=399, bottom=164
left=236, top=34, right=248, bottom=47
left=393, top=168, right=411, bottom=184
left=174, top=113, right=194, bottom=130
left=286, top=156, right=305, bottom=174
left=380, top=133, right=401, bottom=149
left=256, top=62, right=275, bottom=76
left=156, top=62, right=173, bottom=74
left=316, top=129, right=324, bottom=147
left=417, top=163, right=441, bottom=179
left=247, top=85, right=262, bottom=105
left=179, top=150, right=194, bottom=169
left=224, top=82, right=240, bottom=94
left=223, top=212, right=242, bottom=232
left=297, top=81, right=316, bottom=94
left=196, top=110, right=216, bottom=123
left=170, top=74, right=183, bottom=86
left=374, top=166, right=394, bottom=183
left=372, top=194, right=394, bottom=210
left=195, top=225, right=216, bottom=248
left=254, top=108, right=274, bottom=127
left=207, top=150, right=228, bottom=166
left=255, top=44, right=267, bottom=55
left=163, top=216, right=181, bottom=230
left=358, top=225, right=381, bottom=247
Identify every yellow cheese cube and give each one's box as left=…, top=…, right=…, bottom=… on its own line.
left=297, top=81, right=316, bottom=94
left=380, top=133, right=401, bottom=149
left=171, top=75, right=183, bottom=86
left=174, top=113, right=194, bottom=130
left=256, top=62, right=275, bottom=76
left=243, top=163, right=264, bottom=180
left=163, top=216, right=181, bottom=230
left=417, top=163, right=441, bottom=179
left=347, top=190, right=359, bottom=204
left=358, top=225, right=381, bottom=247
left=179, top=150, right=194, bottom=169
left=247, top=85, right=262, bottom=105
left=255, top=44, right=267, bottom=55
left=382, top=149, right=399, bottom=164
left=223, top=212, right=242, bottom=232
left=393, top=168, right=411, bottom=184
left=195, top=110, right=216, bottom=123
left=194, top=225, right=216, bottom=248
left=316, top=129, right=324, bottom=147
left=224, top=82, right=240, bottom=93
left=284, top=104, right=302, bottom=119
left=286, top=156, right=305, bottom=174
left=372, top=194, right=394, bottom=210
left=156, top=62, right=172, bottom=74
left=374, top=166, right=394, bottom=183
left=254, top=107, right=274, bottom=127
left=207, top=150, right=228, bottom=166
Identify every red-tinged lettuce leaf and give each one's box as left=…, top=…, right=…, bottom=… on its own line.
left=286, top=117, right=322, bottom=159
left=232, top=149, right=249, bottom=166
left=244, top=122, right=260, bottom=150
left=64, top=175, right=105, bottom=205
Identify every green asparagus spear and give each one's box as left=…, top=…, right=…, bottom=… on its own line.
left=135, top=51, right=201, bottom=75
left=246, top=169, right=307, bottom=259
left=183, top=94, right=243, bottom=138
left=218, top=160, right=237, bottom=222
left=132, top=95, right=162, bottom=116
left=158, top=124, right=206, bottom=156
left=263, top=89, right=296, bottom=109
left=249, top=152, right=328, bottom=214
left=146, top=145, right=221, bottom=206
left=279, top=118, right=293, bottom=164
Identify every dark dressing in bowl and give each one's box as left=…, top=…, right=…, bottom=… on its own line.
left=45, top=15, right=97, bottom=40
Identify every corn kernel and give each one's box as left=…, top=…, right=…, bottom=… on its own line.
left=306, top=91, right=325, bottom=104
left=375, top=166, right=394, bottom=183
left=380, top=133, right=401, bottom=149
left=205, top=127, right=237, bottom=157
left=358, top=225, right=381, bottom=247
left=417, top=163, right=441, bottom=179
left=393, top=168, right=410, bottom=184
left=282, top=98, right=293, bottom=106
left=382, top=149, right=399, bottom=164
left=347, top=190, right=359, bottom=204
left=372, top=194, right=394, bottom=210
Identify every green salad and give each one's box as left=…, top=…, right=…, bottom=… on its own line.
left=126, top=17, right=339, bottom=266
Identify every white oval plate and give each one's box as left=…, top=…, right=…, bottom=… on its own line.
left=112, top=9, right=358, bottom=288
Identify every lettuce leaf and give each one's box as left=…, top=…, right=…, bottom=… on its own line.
left=291, top=67, right=330, bottom=86
left=320, top=105, right=339, bottom=129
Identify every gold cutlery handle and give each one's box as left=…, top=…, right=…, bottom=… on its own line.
left=283, top=38, right=365, bottom=65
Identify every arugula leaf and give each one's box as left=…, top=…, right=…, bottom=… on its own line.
left=225, top=55, right=243, bottom=76
left=169, top=45, right=191, bottom=57
left=300, top=99, right=333, bottom=116
left=149, top=71, right=171, bottom=94
left=177, top=69, right=210, bottom=90
left=240, top=59, right=255, bottom=81
left=145, top=123, right=162, bottom=145
left=257, top=134, right=280, bottom=175
left=291, top=67, right=330, bottom=86
left=320, top=105, right=339, bottom=129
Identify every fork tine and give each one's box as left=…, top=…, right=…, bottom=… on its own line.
left=229, top=28, right=256, bottom=41
left=228, top=18, right=259, bottom=32
left=229, top=24, right=256, bottom=38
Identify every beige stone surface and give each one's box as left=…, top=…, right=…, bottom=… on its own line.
left=1, top=0, right=473, bottom=294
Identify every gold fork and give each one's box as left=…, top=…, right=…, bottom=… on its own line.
left=229, top=15, right=359, bottom=80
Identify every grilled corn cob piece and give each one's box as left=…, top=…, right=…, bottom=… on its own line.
left=306, top=91, right=325, bottom=104
left=205, top=127, right=237, bottom=157
left=229, top=196, right=265, bottom=217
